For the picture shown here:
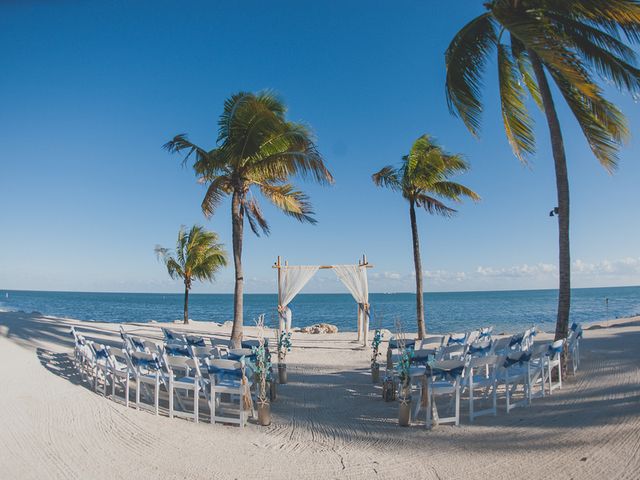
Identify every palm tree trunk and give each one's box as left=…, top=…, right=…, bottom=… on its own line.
left=230, top=188, right=244, bottom=348
left=183, top=284, right=189, bottom=324
left=528, top=50, right=571, bottom=342
left=410, top=200, right=426, bottom=339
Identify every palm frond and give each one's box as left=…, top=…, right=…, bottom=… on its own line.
left=445, top=13, right=498, bottom=136
left=550, top=13, right=640, bottom=95
left=243, top=196, right=270, bottom=236
left=258, top=183, right=316, bottom=224
left=154, top=245, right=184, bottom=280
left=494, top=6, right=599, bottom=100
left=414, top=194, right=457, bottom=217
left=163, top=134, right=211, bottom=168
left=371, top=166, right=402, bottom=191
left=550, top=0, right=640, bottom=44
left=548, top=66, right=629, bottom=171
left=201, top=175, right=232, bottom=218
left=511, top=35, right=543, bottom=110
left=497, top=43, right=536, bottom=163
left=430, top=181, right=481, bottom=202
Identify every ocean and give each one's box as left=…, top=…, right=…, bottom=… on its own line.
left=1, top=286, right=639, bottom=334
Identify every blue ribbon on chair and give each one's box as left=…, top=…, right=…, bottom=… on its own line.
left=509, top=333, right=524, bottom=347
left=410, top=352, right=432, bottom=366
left=165, top=345, right=190, bottom=357
left=571, top=322, right=578, bottom=332
left=131, top=338, right=146, bottom=351
left=186, top=336, right=206, bottom=347
left=468, top=343, right=491, bottom=355
left=549, top=344, right=563, bottom=355
left=430, top=365, right=464, bottom=381
left=95, top=349, right=109, bottom=360
left=228, top=352, right=256, bottom=363
left=208, top=365, right=243, bottom=382
left=503, top=352, right=531, bottom=368
left=134, top=357, right=160, bottom=371
left=388, top=339, right=416, bottom=350
left=479, top=330, right=491, bottom=339
left=447, top=336, right=465, bottom=346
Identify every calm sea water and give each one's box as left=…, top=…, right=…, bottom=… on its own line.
left=1, top=287, right=639, bottom=334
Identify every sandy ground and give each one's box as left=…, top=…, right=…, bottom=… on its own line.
left=0, top=311, right=639, bottom=480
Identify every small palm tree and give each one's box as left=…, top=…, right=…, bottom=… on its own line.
left=445, top=1, right=640, bottom=341
left=155, top=225, right=228, bottom=324
left=164, top=91, right=333, bottom=345
left=372, top=135, right=479, bottom=338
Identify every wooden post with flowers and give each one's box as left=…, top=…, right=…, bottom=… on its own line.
left=253, top=314, right=272, bottom=426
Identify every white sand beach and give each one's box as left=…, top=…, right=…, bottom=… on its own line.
left=0, top=311, right=639, bottom=479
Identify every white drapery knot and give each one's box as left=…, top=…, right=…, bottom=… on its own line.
left=358, top=302, right=370, bottom=312
left=277, top=305, right=287, bottom=314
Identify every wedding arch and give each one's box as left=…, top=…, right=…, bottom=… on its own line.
left=273, top=255, right=373, bottom=345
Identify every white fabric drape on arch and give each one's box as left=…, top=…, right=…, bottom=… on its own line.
left=333, top=264, right=370, bottom=345
left=278, top=266, right=320, bottom=333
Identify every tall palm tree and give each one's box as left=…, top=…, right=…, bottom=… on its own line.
left=155, top=225, right=228, bottom=324
left=445, top=1, right=640, bottom=342
left=372, top=135, right=480, bottom=338
left=164, top=91, right=333, bottom=346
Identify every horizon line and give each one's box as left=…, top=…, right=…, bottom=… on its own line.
left=1, top=285, right=638, bottom=297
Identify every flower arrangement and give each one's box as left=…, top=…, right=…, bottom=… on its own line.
left=371, top=329, right=383, bottom=368
left=393, top=319, right=413, bottom=401
left=277, top=330, right=292, bottom=363
left=251, top=314, right=270, bottom=401
left=397, top=345, right=413, bottom=400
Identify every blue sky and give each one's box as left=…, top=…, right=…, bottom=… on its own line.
left=1, top=0, right=639, bottom=294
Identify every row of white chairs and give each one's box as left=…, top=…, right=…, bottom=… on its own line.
left=388, top=324, right=583, bottom=427
left=70, top=326, right=256, bottom=427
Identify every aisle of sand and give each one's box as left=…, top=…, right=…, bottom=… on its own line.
left=0, top=311, right=639, bottom=479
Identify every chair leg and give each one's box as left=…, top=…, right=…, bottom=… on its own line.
left=492, top=382, right=497, bottom=415
left=210, top=385, right=215, bottom=425
left=169, top=379, right=174, bottom=419
left=425, top=379, right=432, bottom=429
left=558, top=361, right=562, bottom=389
left=135, top=378, right=140, bottom=410
left=125, top=376, right=130, bottom=408
left=194, top=386, right=199, bottom=424
left=455, top=386, right=460, bottom=426
left=154, top=376, right=159, bottom=416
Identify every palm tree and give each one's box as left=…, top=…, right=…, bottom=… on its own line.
left=164, top=91, right=333, bottom=346
left=155, top=225, right=228, bottom=324
left=445, top=1, right=640, bottom=343
left=372, top=135, right=480, bottom=338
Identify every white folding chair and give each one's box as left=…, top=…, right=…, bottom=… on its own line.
left=436, top=344, right=467, bottom=361
left=425, top=359, right=465, bottom=428
left=567, top=324, right=582, bottom=374
left=545, top=339, right=564, bottom=393
left=463, top=354, right=499, bottom=422
left=106, top=346, right=133, bottom=407
left=88, top=342, right=111, bottom=396
left=130, top=351, right=162, bottom=415
left=497, top=346, right=546, bottom=413
left=206, top=358, right=252, bottom=427
left=164, top=354, right=203, bottom=423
